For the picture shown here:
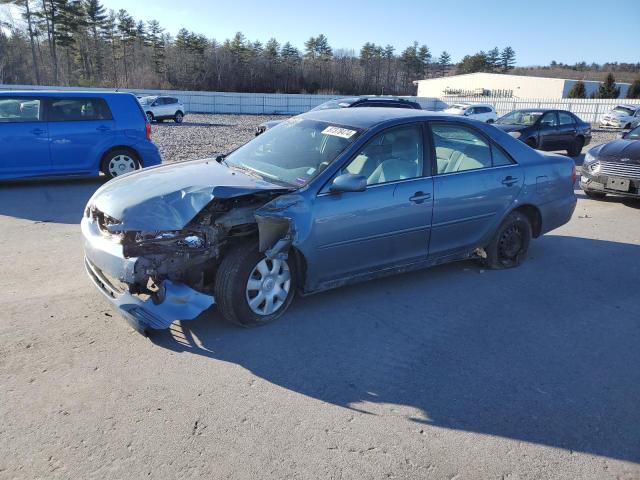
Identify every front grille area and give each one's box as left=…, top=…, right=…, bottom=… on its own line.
left=599, top=161, right=640, bottom=180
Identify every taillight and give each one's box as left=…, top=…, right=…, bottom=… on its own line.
left=146, top=122, right=152, bottom=141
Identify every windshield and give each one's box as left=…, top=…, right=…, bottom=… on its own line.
left=225, top=118, right=362, bottom=187
left=625, top=126, right=640, bottom=140
left=310, top=99, right=355, bottom=111
left=612, top=106, right=634, bottom=116
left=497, top=110, right=543, bottom=126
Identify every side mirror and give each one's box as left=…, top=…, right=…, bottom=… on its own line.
left=330, top=173, right=367, bottom=193
left=618, top=132, right=627, bottom=139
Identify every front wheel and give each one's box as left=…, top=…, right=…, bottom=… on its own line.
left=483, top=212, right=532, bottom=269
left=101, top=149, right=141, bottom=179
left=174, top=112, right=184, bottom=123
left=214, top=244, right=297, bottom=327
left=146, top=112, right=154, bottom=123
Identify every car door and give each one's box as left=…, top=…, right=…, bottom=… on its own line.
left=429, top=122, right=523, bottom=258
left=557, top=111, right=577, bottom=149
left=46, top=97, right=115, bottom=174
left=537, top=112, right=560, bottom=150
left=0, top=96, right=50, bottom=178
left=310, top=123, right=433, bottom=284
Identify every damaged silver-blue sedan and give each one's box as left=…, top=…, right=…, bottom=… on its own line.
left=82, top=108, right=577, bottom=332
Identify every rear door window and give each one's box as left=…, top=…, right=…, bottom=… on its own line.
left=0, top=97, right=43, bottom=122
left=47, top=97, right=113, bottom=122
left=558, top=112, right=575, bottom=126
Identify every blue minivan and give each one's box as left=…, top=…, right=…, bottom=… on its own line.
left=0, top=91, right=162, bottom=180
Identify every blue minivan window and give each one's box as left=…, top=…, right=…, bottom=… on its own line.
left=0, top=97, right=42, bottom=122
left=48, top=97, right=113, bottom=122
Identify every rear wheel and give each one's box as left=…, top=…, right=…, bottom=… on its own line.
left=214, top=243, right=297, bottom=327
left=146, top=112, right=154, bottom=123
left=174, top=112, right=184, bottom=123
left=567, top=137, right=584, bottom=157
left=483, top=212, right=532, bottom=269
left=584, top=190, right=606, bottom=200
left=101, top=149, right=141, bottom=179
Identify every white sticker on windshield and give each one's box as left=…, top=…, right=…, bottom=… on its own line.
left=322, top=126, right=357, bottom=139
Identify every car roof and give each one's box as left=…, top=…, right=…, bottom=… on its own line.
left=300, top=107, right=453, bottom=129
left=0, top=90, right=133, bottom=98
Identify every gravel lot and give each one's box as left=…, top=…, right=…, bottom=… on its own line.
left=0, top=115, right=638, bottom=480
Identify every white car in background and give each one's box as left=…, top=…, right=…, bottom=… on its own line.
left=138, top=95, right=186, bottom=124
left=599, top=104, right=640, bottom=129
left=443, top=103, right=498, bottom=123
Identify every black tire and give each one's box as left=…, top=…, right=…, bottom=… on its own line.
left=214, top=243, right=297, bottom=327
left=584, top=190, right=606, bottom=200
left=567, top=137, right=584, bottom=157
left=484, top=212, right=532, bottom=270
left=100, top=149, right=141, bottom=179
left=174, top=111, right=184, bottom=123
left=146, top=111, right=154, bottom=123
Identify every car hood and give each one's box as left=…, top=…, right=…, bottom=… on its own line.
left=591, top=139, right=640, bottom=163
left=88, top=158, right=289, bottom=232
left=605, top=111, right=630, bottom=119
left=494, top=124, right=528, bottom=133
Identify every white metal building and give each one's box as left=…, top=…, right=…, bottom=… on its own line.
left=414, top=72, right=631, bottom=99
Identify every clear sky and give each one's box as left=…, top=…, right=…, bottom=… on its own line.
left=5, top=0, right=640, bottom=65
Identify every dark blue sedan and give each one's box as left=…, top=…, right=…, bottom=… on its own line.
left=82, top=108, right=577, bottom=332
left=495, top=109, right=591, bottom=157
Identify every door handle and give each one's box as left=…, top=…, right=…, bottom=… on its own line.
left=409, top=191, right=432, bottom=203
left=31, top=128, right=46, bottom=135
left=501, top=176, right=519, bottom=187
left=96, top=125, right=111, bottom=132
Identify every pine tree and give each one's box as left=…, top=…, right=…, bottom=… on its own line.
left=1, top=0, right=41, bottom=84
left=567, top=81, right=587, bottom=98
left=626, top=79, right=640, bottom=99
left=146, top=19, right=165, bottom=77
left=486, top=47, right=500, bottom=72
left=500, top=46, right=516, bottom=71
left=594, top=73, right=620, bottom=98
left=438, top=51, right=451, bottom=77
left=84, top=0, right=107, bottom=78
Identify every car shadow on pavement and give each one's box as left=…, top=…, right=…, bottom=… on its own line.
left=0, top=177, right=106, bottom=224
left=151, top=234, right=640, bottom=464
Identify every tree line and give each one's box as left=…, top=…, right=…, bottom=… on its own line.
left=0, top=0, right=507, bottom=95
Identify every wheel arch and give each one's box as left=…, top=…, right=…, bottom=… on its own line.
left=99, top=145, right=143, bottom=170
left=509, top=204, right=542, bottom=238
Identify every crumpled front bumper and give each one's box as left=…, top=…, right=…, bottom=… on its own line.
left=81, top=216, right=214, bottom=333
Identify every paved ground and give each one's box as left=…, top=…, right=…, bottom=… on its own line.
left=0, top=116, right=638, bottom=479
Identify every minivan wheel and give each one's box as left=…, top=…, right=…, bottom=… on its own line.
left=101, top=149, right=141, bottom=178
left=146, top=112, right=154, bottom=123
left=567, top=137, right=584, bottom=157
left=214, top=243, right=296, bottom=327
left=174, top=112, right=184, bottom=123
left=483, top=212, right=532, bottom=269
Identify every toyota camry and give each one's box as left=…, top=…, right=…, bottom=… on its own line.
left=82, top=108, right=577, bottom=332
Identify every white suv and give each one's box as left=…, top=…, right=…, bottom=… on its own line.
left=600, top=104, right=640, bottom=129
left=443, top=103, right=498, bottom=123
left=138, top=96, right=186, bottom=124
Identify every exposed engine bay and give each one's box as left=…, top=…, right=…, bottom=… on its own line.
left=87, top=190, right=292, bottom=298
